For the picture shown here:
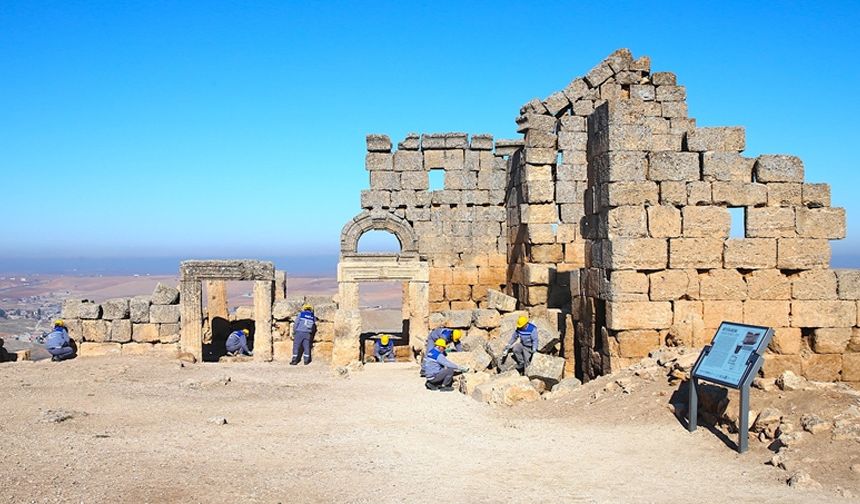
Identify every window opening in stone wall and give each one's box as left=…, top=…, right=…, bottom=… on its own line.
left=357, top=229, right=402, bottom=254
left=429, top=168, right=445, bottom=191
left=358, top=281, right=407, bottom=362
left=202, top=280, right=255, bottom=362
left=729, top=207, right=746, bottom=238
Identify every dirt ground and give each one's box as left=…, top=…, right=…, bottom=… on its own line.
left=2, top=357, right=858, bottom=503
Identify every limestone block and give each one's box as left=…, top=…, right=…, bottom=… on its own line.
left=659, top=181, right=686, bottom=205
left=661, top=101, right=687, bottom=118
left=370, top=171, right=400, bottom=190
left=699, top=269, right=747, bottom=300
left=711, top=181, right=767, bottom=207
left=811, top=328, right=851, bottom=354
left=801, top=353, right=842, bottom=382
left=272, top=300, right=293, bottom=321
left=78, top=301, right=102, bottom=320
left=445, top=171, right=477, bottom=191
left=682, top=206, right=730, bottom=238
left=791, top=301, right=856, bottom=327
left=445, top=133, right=468, bottom=149
left=523, top=180, right=555, bottom=203
left=702, top=152, right=754, bottom=182
left=795, top=208, right=846, bottom=239
left=602, top=206, right=647, bottom=238
left=723, top=239, right=776, bottom=269
left=652, top=133, right=683, bottom=151
left=526, top=353, right=565, bottom=387
left=606, top=301, right=673, bottom=330
left=585, top=60, right=613, bottom=87
left=531, top=244, right=563, bottom=263
left=472, top=373, right=540, bottom=406
left=149, top=304, right=180, bottom=324
left=451, top=267, right=478, bottom=286
left=593, top=151, right=647, bottom=183
left=64, top=319, right=83, bottom=343
left=477, top=170, right=506, bottom=190
left=648, top=151, right=699, bottom=181
left=686, top=181, right=712, bottom=205
left=451, top=301, right=477, bottom=311
left=651, top=71, right=676, bottom=85
left=132, top=323, right=160, bottom=343
left=646, top=206, right=681, bottom=238
left=366, top=134, right=391, bottom=152
left=743, top=300, right=790, bottom=328
left=616, top=330, right=660, bottom=358
left=791, top=270, right=838, bottom=300
left=398, top=133, right=420, bottom=150
left=80, top=342, right=122, bottom=357
left=129, top=296, right=151, bottom=323
left=599, top=181, right=659, bottom=207
left=766, top=183, right=802, bottom=207
left=523, top=264, right=550, bottom=286
left=768, top=327, right=801, bottom=355
left=526, top=129, right=558, bottom=148
left=470, top=134, right=494, bottom=150
left=777, top=239, right=830, bottom=270
left=443, top=310, right=473, bottom=329
left=108, top=319, right=132, bottom=343
left=702, top=301, right=744, bottom=328
left=761, top=354, right=802, bottom=378
left=630, top=84, right=655, bottom=101
left=152, top=283, right=180, bottom=305
left=159, top=323, right=181, bottom=344
left=836, top=270, right=860, bottom=300
left=487, top=290, right=517, bottom=312
left=843, top=354, right=860, bottom=382
left=555, top=181, right=583, bottom=204
left=604, top=124, right=653, bottom=152
left=524, top=148, right=557, bottom=165
left=849, top=328, right=860, bottom=352
left=746, top=207, right=795, bottom=238
left=360, top=190, right=390, bottom=209
left=82, top=320, right=109, bottom=343
left=603, top=238, right=667, bottom=270
left=669, top=238, right=723, bottom=269
left=649, top=270, right=696, bottom=301
left=101, top=298, right=130, bottom=320
left=755, top=155, right=803, bottom=183
left=399, top=171, right=428, bottom=190
left=523, top=286, right=548, bottom=306
left=472, top=309, right=501, bottom=329
left=445, top=285, right=470, bottom=302
left=802, top=183, right=830, bottom=208
left=521, top=204, right=558, bottom=224
left=447, top=348, right=492, bottom=372
left=746, top=270, right=791, bottom=300
left=121, top=342, right=153, bottom=357
left=685, top=127, right=745, bottom=152
left=393, top=150, right=422, bottom=171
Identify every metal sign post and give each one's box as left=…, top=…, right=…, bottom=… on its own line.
left=687, top=322, right=773, bottom=453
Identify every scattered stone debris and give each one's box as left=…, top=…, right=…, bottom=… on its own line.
left=335, top=361, right=364, bottom=379
left=40, top=409, right=82, bottom=423
left=208, top=416, right=228, bottom=426
left=776, top=371, right=806, bottom=392
left=787, top=471, right=822, bottom=490
left=799, top=413, right=831, bottom=435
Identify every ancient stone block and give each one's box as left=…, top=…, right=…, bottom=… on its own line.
left=603, top=238, right=668, bottom=270
left=652, top=72, right=676, bottom=85
left=132, top=323, right=160, bottom=343
left=76, top=301, right=101, bottom=320
left=128, top=296, right=150, bottom=323
left=523, top=180, right=555, bottom=203
left=370, top=171, right=401, bottom=190
left=761, top=354, right=802, bottom=378
left=600, top=181, right=660, bottom=207
left=487, top=289, right=517, bottom=312
left=630, top=84, right=655, bottom=101
left=80, top=342, right=122, bottom=357
left=682, top=206, right=730, bottom=238
left=399, top=171, right=429, bottom=190
left=811, top=328, right=851, bottom=354
left=755, top=155, right=803, bottom=183
left=836, top=270, right=860, bottom=300
left=649, top=270, right=696, bottom=301
left=472, top=309, right=501, bottom=329
left=701, top=152, right=754, bottom=182
left=82, top=320, right=109, bottom=343
left=393, top=150, right=422, bottom=172
left=777, top=239, right=830, bottom=270
left=605, top=270, right=649, bottom=301
left=521, top=204, right=558, bottom=224
left=524, top=148, right=557, bottom=165
left=711, top=182, right=767, bottom=207
left=843, top=354, right=860, bottom=382
left=659, top=181, right=686, bottom=205
left=606, top=301, right=673, bottom=330
left=526, top=129, right=557, bottom=148
left=669, top=238, right=723, bottom=269
left=802, top=183, right=830, bottom=208
left=108, top=319, right=132, bottom=343
left=661, top=101, right=687, bottom=118
left=791, top=300, right=855, bottom=327
left=702, top=300, right=744, bottom=328
left=526, top=353, right=565, bottom=387
left=360, top=190, right=390, bottom=209
left=159, top=323, right=181, bottom=344
left=746, top=270, right=791, bottom=300
left=152, top=283, right=180, bottom=305
left=723, top=239, right=777, bottom=269
left=530, top=244, right=563, bottom=263
left=149, top=304, right=180, bottom=324
left=470, top=134, right=494, bottom=150
left=795, top=208, right=846, bottom=239
left=801, top=353, right=842, bottom=382
left=585, top=60, right=613, bottom=87
left=603, top=206, right=647, bottom=238
left=699, top=269, right=747, bottom=300
left=648, top=151, right=699, bottom=181
left=398, top=133, right=420, bottom=150
left=616, top=330, right=660, bottom=357
left=445, top=133, right=468, bottom=149
left=443, top=310, right=473, bottom=329
left=743, top=300, right=790, bottom=328
left=366, top=134, right=391, bottom=152
left=523, top=263, right=550, bottom=285
left=746, top=207, right=795, bottom=238
left=445, top=285, right=471, bottom=302
left=101, top=298, right=129, bottom=320
left=791, top=270, right=838, bottom=300
left=646, top=205, right=681, bottom=238
left=685, top=127, right=745, bottom=152
left=686, top=181, right=712, bottom=205
left=121, top=342, right=153, bottom=357
left=768, top=327, right=801, bottom=355
left=766, top=183, right=802, bottom=207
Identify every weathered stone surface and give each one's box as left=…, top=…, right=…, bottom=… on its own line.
left=836, top=270, right=860, bottom=300
left=648, top=152, right=699, bottom=181
left=746, top=270, right=791, bottom=300
left=459, top=371, right=493, bottom=395
left=801, top=353, right=842, bottom=381
left=526, top=353, right=565, bottom=387
left=769, top=328, right=801, bottom=355
left=791, top=301, right=855, bottom=328
left=701, top=152, right=754, bottom=181
left=795, top=208, right=846, bottom=239
left=811, top=328, right=851, bottom=354
left=80, top=342, right=122, bottom=357
left=486, top=289, right=517, bottom=312
left=447, top=348, right=492, bottom=372
left=686, top=127, right=745, bottom=152
left=132, top=323, right=160, bottom=343
left=777, top=239, right=830, bottom=270
left=682, top=207, right=730, bottom=238
left=754, top=155, right=804, bottom=182
left=791, top=270, right=837, bottom=300
left=108, top=319, right=132, bottom=343
left=649, top=270, right=696, bottom=301
left=159, top=323, right=181, bottom=344
left=743, top=301, right=790, bottom=328
left=272, top=300, right=293, bottom=321
left=366, top=134, right=391, bottom=152
left=603, top=206, right=647, bottom=238
left=129, top=296, right=151, bottom=323
left=152, top=283, right=180, bottom=305
left=699, top=269, right=747, bottom=300
left=669, top=238, right=723, bottom=269
left=101, top=298, right=129, bottom=320
left=647, top=205, right=681, bottom=238
left=82, top=320, right=109, bottom=343
left=802, top=183, right=830, bottom=208
left=616, top=330, right=660, bottom=358
left=149, top=304, right=180, bottom=324
left=606, top=301, right=672, bottom=330
left=702, top=300, right=744, bottom=328
left=67, top=300, right=101, bottom=320
left=843, top=353, right=860, bottom=382
left=472, top=371, right=540, bottom=406
left=443, top=310, right=473, bottom=329
left=711, top=182, right=767, bottom=207
left=603, top=238, right=668, bottom=270
left=746, top=207, right=795, bottom=238
left=762, top=354, right=802, bottom=378
left=472, top=309, right=501, bottom=329
left=600, top=181, right=660, bottom=207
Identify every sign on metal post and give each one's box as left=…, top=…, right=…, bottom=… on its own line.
left=687, top=322, right=773, bottom=453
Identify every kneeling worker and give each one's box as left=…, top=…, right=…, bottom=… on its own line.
left=424, top=327, right=463, bottom=353
left=226, top=328, right=253, bottom=356
left=45, top=320, right=75, bottom=361
left=422, top=338, right=468, bottom=391
left=374, top=334, right=396, bottom=363
left=502, top=315, right=538, bottom=374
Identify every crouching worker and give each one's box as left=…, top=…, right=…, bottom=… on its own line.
left=226, top=328, right=253, bottom=356
left=291, top=303, right=316, bottom=365
left=45, top=320, right=76, bottom=361
left=424, top=327, right=463, bottom=353
left=374, top=334, right=396, bottom=363
left=502, top=315, right=538, bottom=374
left=422, top=338, right=468, bottom=391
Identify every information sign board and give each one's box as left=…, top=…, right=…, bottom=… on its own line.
left=692, top=322, right=771, bottom=388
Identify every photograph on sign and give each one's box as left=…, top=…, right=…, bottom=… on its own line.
left=693, top=322, right=770, bottom=388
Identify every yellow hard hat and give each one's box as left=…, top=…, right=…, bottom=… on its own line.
left=302, top=303, right=313, bottom=312
left=452, top=329, right=462, bottom=342
left=434, top=338, right=447, bottom=348
left=54, top=319, right=65, bottom=327
left=516, top=316, right=529, bottom=329
left=241, top=328, right=249, bottom=335
left=381, top=334, right=390, bottom=345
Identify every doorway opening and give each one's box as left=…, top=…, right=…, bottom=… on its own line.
left=358, top=281, right=409, bottom=362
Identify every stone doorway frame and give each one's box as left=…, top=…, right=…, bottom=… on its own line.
left=179, top=260, right=275, bottom=362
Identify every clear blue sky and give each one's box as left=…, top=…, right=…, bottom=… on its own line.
left=1, top=1, right=858, bottom=262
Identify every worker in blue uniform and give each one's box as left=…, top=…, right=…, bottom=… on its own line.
left=291, top=303, right=317, bottom=365
left=45, top=320, right=76, bottom=361
left=374, top=334, right=396, bottom=363
left=226, top=328, right=253, bottom=356
left=422, top=338, right=468, bottom=391
left=502, top=315, right=539, bottom=374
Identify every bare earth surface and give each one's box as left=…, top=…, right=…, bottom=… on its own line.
left=2, top=357, right=857, bottom=503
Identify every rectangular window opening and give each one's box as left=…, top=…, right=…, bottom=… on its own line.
left=429, top=168, right=445, bottom=191
left=729, top=207, right=746, bottom=238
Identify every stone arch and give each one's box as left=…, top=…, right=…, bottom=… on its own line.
left=340, top=210, right=418, bottom=255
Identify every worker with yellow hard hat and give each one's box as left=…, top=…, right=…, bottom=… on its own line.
left=502, top=315, right=539, bottom=374
left=422, top=338, right=469, bottom=391
left=424, top=327, right=464, bottom=353
left=226, top=328, right=253, bottom=356
left=373, top=333, right=396, bottom=363
left=45, top=319, right=76, bottom=361
left=290, top=303, right=317, bottom=365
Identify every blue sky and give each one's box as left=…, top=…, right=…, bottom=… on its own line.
left=1, top=1, right=858, bottom=263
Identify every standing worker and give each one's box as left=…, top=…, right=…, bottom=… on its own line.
left=422, top=338, right=468, bottom=391
left=45, top=320, right=76, bottom=361
left=502, top=315, right=539, bottom=374
left=226, top=328, right=253, bottom=356
left=424, top=327, right=463, bottom=353
left=374, top=334, right=396, bottom=363
left=291, top=303, right=316, bottom=365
